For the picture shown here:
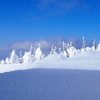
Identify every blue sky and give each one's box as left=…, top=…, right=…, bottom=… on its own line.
left=0, top=0, right=100, bottom=58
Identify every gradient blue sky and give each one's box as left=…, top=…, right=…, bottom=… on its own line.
left=0, top=0, right=100, bottom=58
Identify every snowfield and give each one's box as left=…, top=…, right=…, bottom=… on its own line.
left=0, top=50, right=100, bottom=73
left=0, top=40, right=100, bottom=73
left=0, top=69, right=100, bottom=100
left=0, top=40, right=100, bottom=100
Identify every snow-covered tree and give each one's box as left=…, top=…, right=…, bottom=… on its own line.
left=93, top=39, right=96, bottom=50
left=22, top=44, right=45, bottom=63
left=9, top=49, right=19, bottom=64
left=67, top=43, right=79, bottom=57
left=32, top=48, right=36, bottom=61
left=22, top=51, right=32, bottom=63
left=97, top=41, right=100, bottom=50
left=29, top=45, right=33, bottom=55
left=50, top=45, right=57, bottom=54
left=62, top=41, right=69, bottom=58
left=1, top=60, right=6, bottom=64
left=22, top=45, right=34, bottom=63
left=35, top=44, right=45, bottom=60
left=82, top=37, right=86, bottom=51
left=5, top=57, right=10, bottom=64
left=19, top=50, right=23, bottom=63
left=29, top=45, right=34, bottom=62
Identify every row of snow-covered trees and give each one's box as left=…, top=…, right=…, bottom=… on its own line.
left=0, top=44, right=45, bottom=64
left=0, top=37, right=100, bottom=64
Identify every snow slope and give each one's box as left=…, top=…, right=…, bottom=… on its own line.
left=0, top=50, right=100, bottom=73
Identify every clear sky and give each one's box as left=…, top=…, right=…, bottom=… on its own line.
left=0, top=0, right=100, bottom=58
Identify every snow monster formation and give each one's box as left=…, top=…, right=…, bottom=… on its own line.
left=0, top=37, right=100, bottom=64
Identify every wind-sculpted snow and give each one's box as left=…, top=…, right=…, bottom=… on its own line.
left=0, top=40, right=100, bottom=73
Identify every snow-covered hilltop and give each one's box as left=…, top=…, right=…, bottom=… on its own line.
left=0, top=37, right=100, bottom=73
left=0, top=37, right=99, bottom=64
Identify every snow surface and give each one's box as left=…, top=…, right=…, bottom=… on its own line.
left=0, top=41, right=100, bottom=100
left=0, top=41, right=100, bottom=73
left=0, top=50, right=100, bottom=73
left=0, top=69, right=100, bottom=100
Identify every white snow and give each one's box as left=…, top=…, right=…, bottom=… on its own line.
left=1, top=69, right=100, bottom=100
left=0, top=40, right=100, bottom=73
left=35, top=44, right=45, bottom=60
left=22, top=52, right=32, bottom=63
left=0, top=50, right=100, bottom=73
left=9, top=50, right=19, bottom=64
